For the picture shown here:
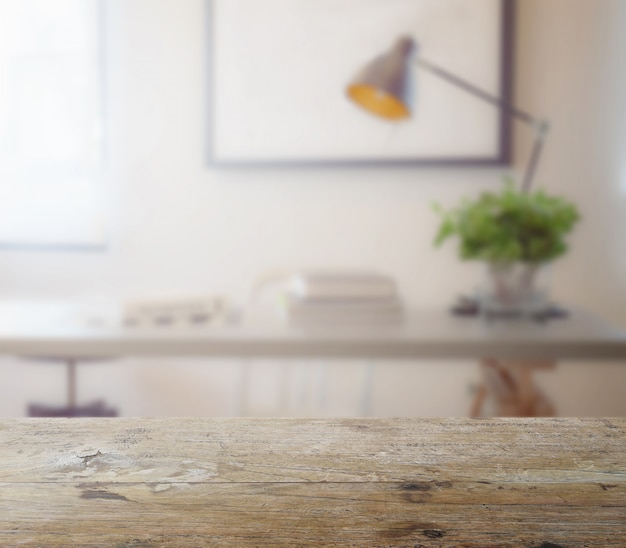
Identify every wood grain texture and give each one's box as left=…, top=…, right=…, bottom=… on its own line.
left=1, top=418, right=625, bottom=546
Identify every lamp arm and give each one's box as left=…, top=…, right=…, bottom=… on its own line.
left=416, top=57, right=549, bottom=192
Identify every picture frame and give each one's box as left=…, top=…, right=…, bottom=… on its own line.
left=207, top=0, right=513, bottom=167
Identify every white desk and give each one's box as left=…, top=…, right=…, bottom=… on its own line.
left=1, top=304, right=624, bottom=360
left=4, top=303, right=626, bottom=416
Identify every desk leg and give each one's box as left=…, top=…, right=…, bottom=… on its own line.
left=237, top=360, right=250, bottom=417
left=469, top=383, right=488, bottom=418
left=517, top=366, right=537, bottom=417
left=25, top=356, right=117, bottom=417
left=471, top=358, right=557, bottom=417
left=315, top=361, right=329, bottom=411
left=67, top=359, right=77, bottom=410
left=279, top=361, right=291, bottom=414
left=360, top=362, right=375, bottom=417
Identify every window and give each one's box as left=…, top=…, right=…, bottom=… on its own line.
left=0, top=0, right=105, bottom=249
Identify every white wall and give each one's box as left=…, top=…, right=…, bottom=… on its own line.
left=0, top=0, right=623, bottom=417
left=513, top=0, right=626, bottom=416
left=0, top=0, right=503, bottom=304
left=515, top=0, right=626, bottom=326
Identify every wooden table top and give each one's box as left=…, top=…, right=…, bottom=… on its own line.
left=1, top=417, right=625, bottom=546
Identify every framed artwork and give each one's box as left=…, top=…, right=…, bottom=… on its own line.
left=208, top=0, right=512, bottom=166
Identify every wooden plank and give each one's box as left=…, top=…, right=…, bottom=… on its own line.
left=1, top=418, right=624, bottom=484
left=0, top=418, right=624, bottom=546
left=1, top=483, right=625, bottom=546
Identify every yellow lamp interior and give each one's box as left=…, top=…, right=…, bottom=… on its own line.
left=347, top=85, right=411, bottom=120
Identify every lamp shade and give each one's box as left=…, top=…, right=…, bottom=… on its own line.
left=346, top=36, right=416, bottom=120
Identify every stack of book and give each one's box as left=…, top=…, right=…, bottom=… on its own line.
left=284, top=272, right=404, bottom=326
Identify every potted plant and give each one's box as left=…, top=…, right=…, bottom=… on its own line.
left=433, top=180, right=580, bottom=315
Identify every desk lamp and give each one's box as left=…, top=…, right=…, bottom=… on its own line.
left=347, top=36, right=548, bottom=192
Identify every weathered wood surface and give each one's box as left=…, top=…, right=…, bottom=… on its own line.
left=1, top=418, right=624, bottom=546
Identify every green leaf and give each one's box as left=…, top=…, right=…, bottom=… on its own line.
left=432, top=178, right=580, bottom=263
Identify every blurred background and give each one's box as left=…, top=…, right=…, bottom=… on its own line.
left=0, top=0, right=624, bottom=417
